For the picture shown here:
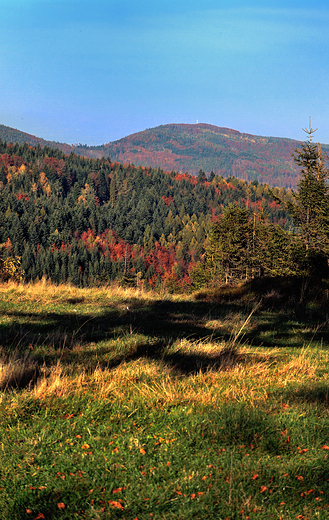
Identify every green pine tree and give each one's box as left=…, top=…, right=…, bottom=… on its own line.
left=288, top=122, right=329, bottom=253
left=274, top=121, right=329, bottom=274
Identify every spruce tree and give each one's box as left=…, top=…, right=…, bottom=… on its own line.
left=287, top=121, right=329, bottom=254
left=269, top=121, right=329, bottom=276
left=279, top=121, right=329, bottom=275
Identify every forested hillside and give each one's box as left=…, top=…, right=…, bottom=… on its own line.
left=2, top=123, right=329, bottom=189
left=101, top=124, right=303, bottom=188
left=0, top=139, right=293, bottom=291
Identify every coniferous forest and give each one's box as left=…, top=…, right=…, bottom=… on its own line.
left=0, top=126, right=328, bottom=291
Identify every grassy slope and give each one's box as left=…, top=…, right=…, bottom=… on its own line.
left=0, top=280, right=329, bottom=519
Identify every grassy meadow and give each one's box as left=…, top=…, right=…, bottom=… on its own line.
left=0, top=277, right=329, bottom=519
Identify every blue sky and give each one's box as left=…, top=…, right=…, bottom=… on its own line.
left=1, top=0, right=329, bottom=145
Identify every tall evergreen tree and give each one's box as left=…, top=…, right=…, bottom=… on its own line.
left=273, top=121, right=329, bottom=274
left=287, top=122, right=329, bottom=253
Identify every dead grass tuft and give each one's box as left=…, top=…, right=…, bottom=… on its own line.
left=279, top=348, right=317, bottom=379
left=31, top=363, right=85, bottom=399
left=0, top=351, right=39, bottom=390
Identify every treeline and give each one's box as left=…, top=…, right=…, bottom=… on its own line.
left=0, top=137, right=312, bottom=291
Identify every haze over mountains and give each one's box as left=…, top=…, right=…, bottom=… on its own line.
left=0, top=122, right=327, bottom=189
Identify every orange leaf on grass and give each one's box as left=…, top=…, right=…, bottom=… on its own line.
left=139, top=448, right=146, bottom=455
left=321, top=445, right=329, bottom=450
left=35, top=515, right=45, bottom=520
left=112, top=487, right=126, bottom=494
left=57, top=503, right=65, bottom=509
left=26, top=510, right=32, bottom=514
left=109, top=501, right=124, bottom=509
left=112, top=447, right=119, bottom=453
left=260, top=486, right=267, bottom=493
left=81, top=444, right=90, bottom=450
left=190, top=494, right=196, bottom=499
left=251, top=474, right=259, bottom=480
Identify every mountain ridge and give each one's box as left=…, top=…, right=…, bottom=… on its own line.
left=0, top=122, right=327, bottom=188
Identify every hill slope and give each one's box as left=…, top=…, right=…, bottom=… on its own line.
left=1, top=122, right=328, bottom=188
left=0, top=124, right=73, bottom=154
left=99, top=123, right=302, bottom=188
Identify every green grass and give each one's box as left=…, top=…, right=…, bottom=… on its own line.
left=0, top=279, right=329, bottom=519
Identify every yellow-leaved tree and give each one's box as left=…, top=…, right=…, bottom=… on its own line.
left=0, top=241, right=25, bottom=282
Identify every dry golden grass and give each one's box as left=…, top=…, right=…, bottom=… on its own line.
left=20, top=343, right=324, bottom=411
left=1, top=280, right=327, bottom=413
left=278, top=348, right=318, bottom=379
left=0, top=278, right=192, bottom=305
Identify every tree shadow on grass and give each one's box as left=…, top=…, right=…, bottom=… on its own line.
left=0, top=298, right=244, bottom=351
left=0, top=295, right=328, bottom=389
left=82, top=339, right=244, bottom=376
left=236, top=314, right=329, bottom=350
